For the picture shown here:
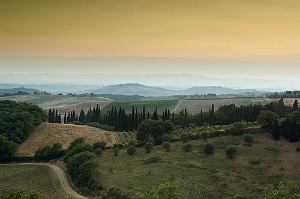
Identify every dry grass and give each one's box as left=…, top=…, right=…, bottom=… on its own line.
left=263, top=98, right=300, bottom=106
left=18, top=123, right=118, bottom=156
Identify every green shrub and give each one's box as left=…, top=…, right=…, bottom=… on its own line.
left=163, top=141, right=171, bottom=152
left=144, top=156, right=162, bottom=164
left=113, top=148, right=120, bottom=156
left=263, top=181, right=300, bottom=199
left=201, top=132, right=209, bottom=141
left=127, top=146, right=136, bottom=156
left=93, top=141, right=107, bottom=150
left=180, top=133, right=189, bottom=142
left=145, top=142, right=154, bottom=154
left=249, top=156, right=261, bottom=165
left=161, top=134, right=172, bottom=142
left=204, top=143, right=215, bottom=155
left=225, top=145, right=237, bottom=159
left=182, top=143, right=192, bottom=152
left=244, top=134, right=254, bottom=146
left=95, top=148, right=102, bottom=157
left=128, top=140, right=138, bottom=147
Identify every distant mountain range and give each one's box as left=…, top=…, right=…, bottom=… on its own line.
left=0, top=83, right=264, bottom=97
left=0, top=73, right=298, bottom=91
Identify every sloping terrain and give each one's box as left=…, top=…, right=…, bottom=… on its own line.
left=18, top=123, right=117, bottom=156
left=0, top=163, right=89, bottom=199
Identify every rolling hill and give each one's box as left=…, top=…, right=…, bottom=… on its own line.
left=17, top=123, right=118, bottom=156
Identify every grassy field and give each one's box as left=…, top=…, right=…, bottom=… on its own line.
left=18, top=123, right=118, bottom=156
left=175, top=98, right=269, bottom=114
left=0, top=95, right=113, bottom=114
left=101, top=99, right=178, bottom=114
left=0, top=164, right=73, bottom=199
left=96, top=134, right=300, bottom=198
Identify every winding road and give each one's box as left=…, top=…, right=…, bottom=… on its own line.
left=0, top=163, right=89, bottom=199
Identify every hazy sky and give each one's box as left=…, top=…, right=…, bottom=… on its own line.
left=0, top=0, right=300, bottom=81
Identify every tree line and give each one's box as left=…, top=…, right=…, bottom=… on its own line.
left=0, top=100, right=47, bottom=162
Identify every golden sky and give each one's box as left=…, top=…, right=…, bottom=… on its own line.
left=1, top=0, right=300, bottom=60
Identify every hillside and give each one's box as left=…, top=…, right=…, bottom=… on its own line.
left=97, top=134, right=300, bottom=198
left=17, top=123, right=118, bottom=156
left=92, top=83, right=176, bottom=97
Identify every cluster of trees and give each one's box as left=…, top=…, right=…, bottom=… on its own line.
left=0, top=100, right=47, bottom=162
left=48, top=109, right=62, bottom=123
left=63, top=138, right=103, bottom=194
left=34, top=143, right=65, bottom=161
left=0, top=188, right=42, bottom=199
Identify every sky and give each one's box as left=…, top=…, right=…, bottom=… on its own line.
left=0, top=0, right=300, bottom=82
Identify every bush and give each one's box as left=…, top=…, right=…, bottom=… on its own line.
left=143, top=180, right=184, bottom=199
left=95, top=148, right=102, bottom=157
left=263, top=181, right=300, bottom=199
left=244, top=134, right=254, bottom=146
left=163, top=141, right=171, bottom=152
left=182, top=143, right=192, bottom=152
left=161, top=134, right=172, bottom=142
left=128, top=140, right=137, bottom=147
left=225, top=146, right=237, bottom=159
left=144, top=157, right=162, bottom=164
left=127, top=146, right=136, bottom=156
left=201, top=132, right=209, bottom=141
left=249, top=156, right=261, bottom=165
left=144, top=142, right=154, bottom=154
left=34, top=143, right=65, bottom=161
left=113, top=148, right=120, bottom=156
left=204, top=143, right=214, bottom=155
left=93, top=141, right=107, bottom=150
left=180, top=133, right=189, bottom=142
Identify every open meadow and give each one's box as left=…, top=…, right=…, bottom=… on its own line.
left=96, top=134, right=300, bottom=199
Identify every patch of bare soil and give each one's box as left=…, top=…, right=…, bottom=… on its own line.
left=18, top=123, right=117, bottom=156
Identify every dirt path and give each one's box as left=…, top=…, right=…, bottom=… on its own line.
left=0, top=163, right=89, bottom=199
left=172, top=100, right=182, bottom=113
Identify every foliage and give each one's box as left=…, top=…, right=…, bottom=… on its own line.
left=0, top=188, right=42, bottom=199
left=182, top=143, right=192, bottom=152
left=143, top=180, right=185, bottom=199
left=63, top=138, right=102, bottom=193
left=145, top=142, right=154, bottom=154
left=258, top=110, right=278, bottom=130
left=95, top=148, right=103, bottom=157
left=162, top=141, right=171, bottom=152
left=113, top=148, right=120, bottom=156
left=243, top=134, right=254, bottom=146
left=201, top=132, right=209, bottom=141
left=0, top=135, right=18, bottom=163
left=63, top=138, right=94, bottom=163
left=93, top=141, right=107, bottom=150
left=263, top=181, right=300, bottom=199
left=127, top=146, right=136, bottom=156
left=271, top=119, right=281, bottom=140
left=204, top=143, right=214, bottom=155
left=225, top=145, right=237, bottom=159
left=0, top=100, right=47, bottom=144
left=282, top=111, right=300, bottom=142
left=34, top=143, right=65, bottom=162
left=180, top=133, right=189, bottom=142
left=128, top=140, right=138, bottom=147
left=137, top=119, right=175, bottom=145
left=161, top=134, right=172, bottom=142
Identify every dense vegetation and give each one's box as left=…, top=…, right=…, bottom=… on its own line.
left=0, top=100, right=47, bottom=162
